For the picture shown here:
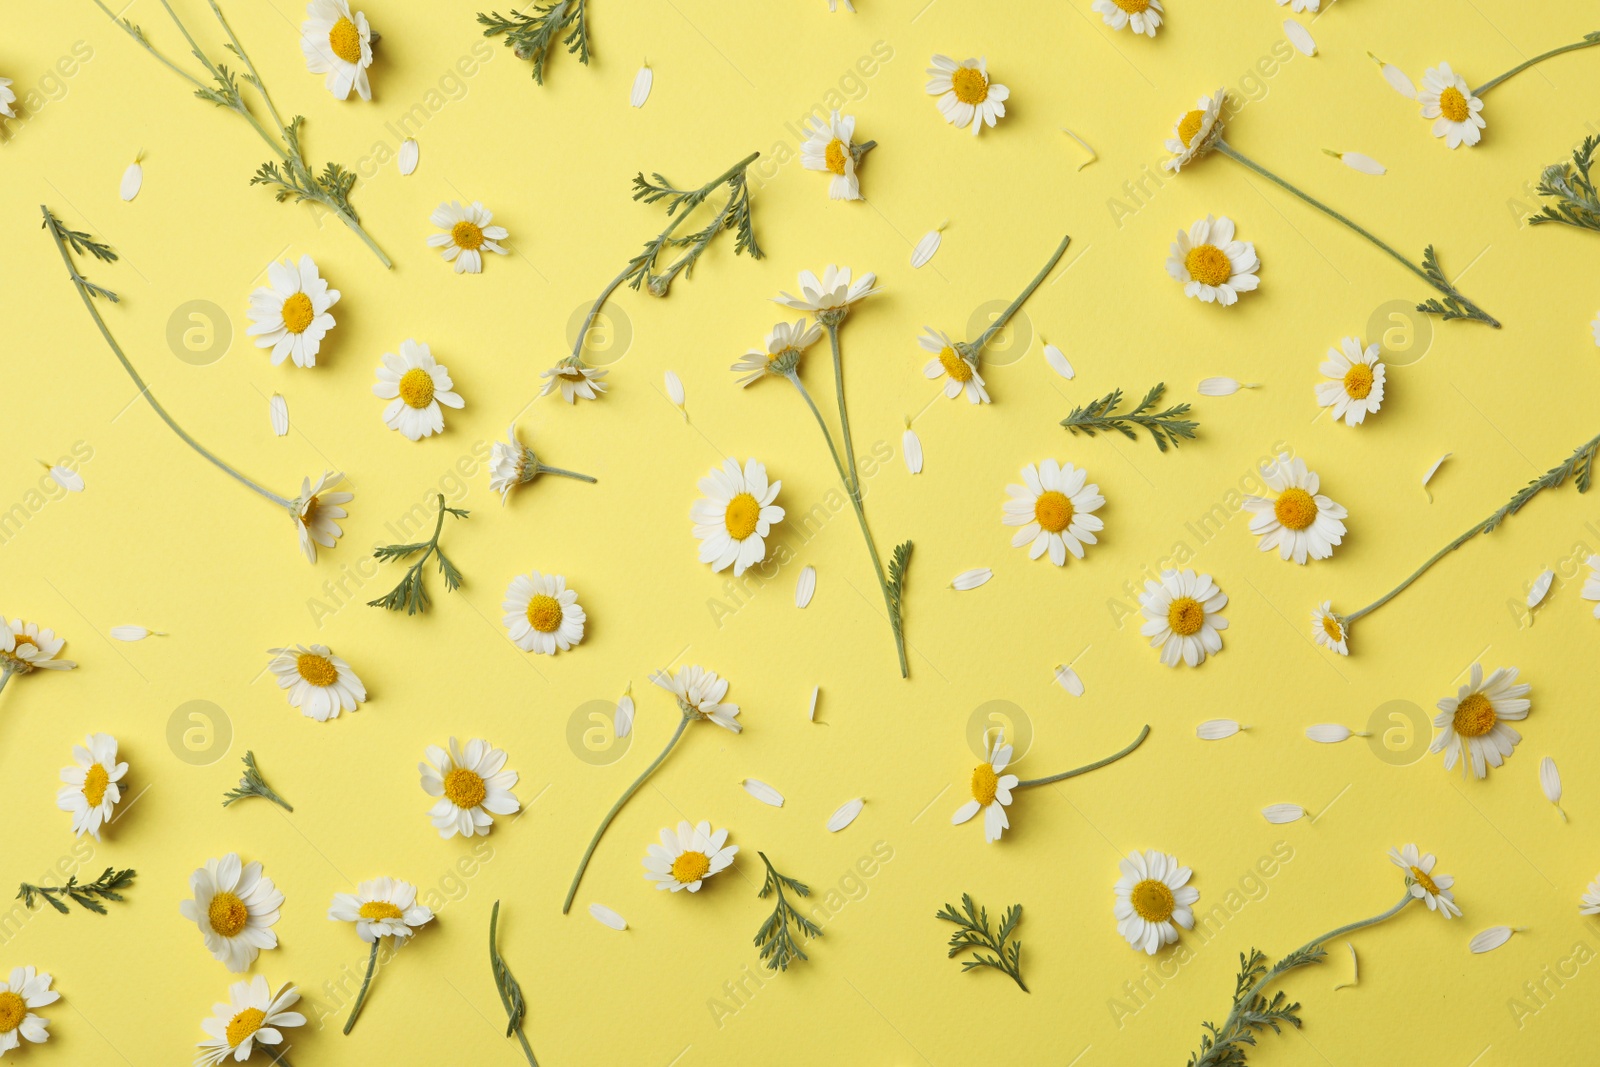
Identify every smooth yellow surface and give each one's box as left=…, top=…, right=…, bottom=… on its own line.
left=4, top=1, right=1600, bottom=1063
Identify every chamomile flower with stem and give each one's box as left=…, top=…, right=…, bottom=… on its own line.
left=1404, top=34, right=1600, bottom=150
left=1160, top=87, right=1499, bottom=326
left=195, top=976, right=305, bottom=1067
left=951, top=724, right=1150, bottom=842
left=800, top=110, right=875, bottom=200
left=327, top=878, right=434, bottom=1034
left=1, top=618, right=76, bottom=698
left=56, top=733, right=127, bottom=840
left=490, top=422, right=597, bottom=501
left=562, top=664, right=740, bottom=913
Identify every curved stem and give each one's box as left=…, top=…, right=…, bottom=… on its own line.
left=535, top=463, right=598, bottom=483
left=568, top=263, right=636, bottom=367
left=1345, top=522, right=1488, bottom=625
left=562, top=712, right=693, bottom=914
left=825, top=324, right=861, bottom=501
left=972, top=233, right=1072, bottom=356
left=0, top=667, right=12, bottom=699
left=1474, top=35, right=1600, bottom=96
left=342, top=940, right=381, bottom=1035
left=1016, top=724, right=1150, bottom=788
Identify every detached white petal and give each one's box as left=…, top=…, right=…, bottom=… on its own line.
left=1198, top=377, right=1255, bottom=396
left=911, top=227, right=944, bottom=269
left=630, top=65, right=653, bottom=108
left=588, top=903, right=628, bottom=931
left=1262, top=803, right=1306, bottom=824
left=1283, top=20, right=1316, bottom=57
left=1332, top=943, right=1359, bottom=990
left=398, top=138, right=419, bottom=176
left=1422, top=453, right=1452, bottom=501
left=1527, top=569, right=1555, bottom=609
left=1306, top=724, right=1356, bottom=743
left=120, top=160, right=143, bottom=201
left=827, top=797, right=864, bottom=832
left=1053, top=664, right=1085, bottom=696
left=795, top=565, right=817, bottom=608
left=664, top=370, right=685, bottom=407
left=111, top=625, right=162, bottom=641
left=903, top=427, right=924, bottom=474
left=1375, top=57, right=1417, bottom=99
left=270, top=393, right=289, bottom=437
left=807, top=685, right=819, bottom=722
left=47, top=464, right=85, bottom=492
left=1539, top=756, right=1565, bottom=819
left=1333, top=151, right=1386, bottom=176
left=614, top=692, right=635, bottom=738
left=951, top=568, right=992, bottom=591
left=1043, top=342, right=1074, bottom=380
left=1469, top=926, right=1516, bottom=954
left=742, top=779, right=786, bottom=807
left=1196, top=719, right=1243, bottom=740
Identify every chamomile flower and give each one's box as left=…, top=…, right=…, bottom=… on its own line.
left=1162, top=88, right=1227, bottom=173
left=1275, top=0, right=1319, bottom=11
left=1166, top=215, right=1259, bottom=306
left=925, top=55, right=1009, bottom=135
left=1002, top=460, right=1105, bottom=565
left=1389, top=843, right=1460, bottom=918
left=1114, top=849, right=1199, bottom=954
left=651, top=664, right=741, bottom=732
left=266, top=644, right=366, bottom=722
left=950, top=731, right=1019, bottom=842
left=0, top=78, right=14, bottom=118
left=643, top=820, right=738, bottom=893
left=246, top=255, right=340, bottom=369
left=539, top=360, right=608, bottom=403
left=1431, top=664, right=1530, bottom=779
left=426, top=200, right=508, bottom=273
left=291, top=470, right=351, bottom=563
left=0, top=967, right=57, bottom=1057
left=1242, top=456, right=1347, bottom=564
left=1418, top=63, right=1485, bottom=149
left=300, top=0, right=373, bottom=101
left=488, top=423, right=597, bottom=500
left=179, top=854, right=283, bottom=973
left=1315, top=336, right=1385, bottom=425
left=1311, top=602, right=1349, bottom=656
left=1582, top=555, right=1600, bottom=618
left=419, top=737, right=519, bottom=839
left=195, top=977, right=305, bottom=1066
left=1139, top=569, right=1228, bottom=668
left=691, top=458, right=784, bottom=577
left=800, top=110, right=864, bottom=200
left=373, top=339, right=463, bottom=441
left=56, top=733, right=127, bottom=840
left=0, top=619, right=75, bottom=677
left=772, top=265, right=879, bottom=317
left=732, top=318, right=821, bottom=387
left=502, top=571, right=586, bottom=655
left=919, top=327, right=989, bottom=404
left=1093, top=0, right=1164, bottom=37
left=1581, top=875, right=1600, bottom=915
left=328, top=878, right=433, bottom=943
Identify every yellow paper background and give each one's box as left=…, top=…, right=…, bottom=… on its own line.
left=3, top=0, right=1599, bottom=1063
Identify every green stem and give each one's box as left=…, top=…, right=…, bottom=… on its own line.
left=489, top=903, right=540, bottom=1067
left=970, top=233, right=1072, bottom=357
left=342, top=940, right=381, bottom=1035
left=0, top=667, right=12, bottom=698
left=535, top=463, right=597, bottom=483
left=562, top=711, right=693, bottom=914
left=42, top=207, right=293, bottom=510
left=1473, top=34, right=1600, bottom=96
left=825, top=324, right=861, bottom=502
left=1016, top=725, right=1150, bottom=788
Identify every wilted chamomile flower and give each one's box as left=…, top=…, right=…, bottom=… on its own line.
left=926, top=55, right=1009, bottom=135
left=1166, top=215, right=1259, bottom=306
left=300, top=0, right=374, bottom=101
left=1315, top=337, right=1385, bottom=426
left=246, top=255, right=339, bottom=368
left=732, top=318, right=822, bottom=387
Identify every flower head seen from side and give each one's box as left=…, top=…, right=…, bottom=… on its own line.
left=329, top=878, right=434, bottom=943
left=643, top=820, right=738, bottom=892
left=267, top=643, right=366, bottom=721
left=1581, top=875, right=1600, bottom=915
left=300, top=0, right=373, bottom=101
left=373, top=339, right=463, bottom=440
left=1002, top=459, right=1105, bottom=565
left=502, top=571, right=586, bottom=655
left=427, top=200, right=508, bottom=273
left=179, top=854, right=283, bottom=973
left=1162, top=87, right=1228, bottom=173
left=1, top=619, right=75, bottom=676
left=1114, top=849, right=1199, bottom=954
left=0, top=966, right=57, bottom=1056
left=1418, top=63, right=1485, bottom=148
left=539, top=360, right=608, bottom=403
left=919, top=327, right=989, bottom=404
left=56, top=732, right=127, bottom=840
left=419, top=737, right=519, bottom=839
left=1315, top=336, right=1385, bottom=425
left=291, top=470, right=352, bottom=563
left=652, top=664, right=741, bottom=732
left=195, top=976, right=304, bottom=1066
left=245, top=255, right=339, bottom=368
left=1166, top=215, right=1259, bottom=306
left=1242, top=456, right=1347, bottom=564
left=691, top=457, right=783, bottom=577
left=950, top=731, right=1019, bottom=842
left=1093, top=0, right=1163, bottom=37
left=1139, top=569, right=1228, bottom=667
left=1389, top=843, right=1460, bottom=917
left=487, top=423, right=597, bottom=500
left=732, top=318, right=822, bottom=386
left=772, top=265, right=879, bottom=319
left=0, top=77, right=14, bottom=118
left=1431, top=664, right=1530, bottom=779
left=925, top=55, right=1009, bottom=135
left=800, top=110, right=864, bottom=200
left=1311, top=601, right=1349, bottom=656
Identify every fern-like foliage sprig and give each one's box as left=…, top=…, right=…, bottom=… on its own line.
left=222, top=750, right=293, bottom=811
left=1414, top=245, right=1500, bottom=324
left=489, top=902, right=540, bottom=1066
left=754, top=852, right=822, bottom=972
left=935, top=893, right=1027, bottom=992
left=1061, top=383, right=1198, bottom=452
left=367, top=494, right=469, bottom=615
left=478, top=0, right=590, bottom=85
left=18, top=868, right=136, bottom=915
left=1529, top=134, right=1600, bottom=233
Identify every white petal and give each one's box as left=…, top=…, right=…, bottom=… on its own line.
left=1053, top=664, right=1085, bottom=696
left=48, top=465, right=85, bottom=492
left=1043, top=342, right=1074, bottom=380
left=911, top=228, right=943, bottom=269
left=630, top=65, right=653, bottom=108
left=952, top=568, right=992, bottom=591
left=1338, top=151, right=1386, bottom=176
left=1197, top=377, right=1252, bottom=396
left=1539, top=756, right=1562, bottom=805
left=1379, top=61, right=1417, bottom=99
left=808, top=685, right=820, bottom=722
left=664, top=370, right=685, bottom=406
left=1422, top=453, right=1451, bottom=500
left=587, top=903, right=628, bottom=931
left=1527, top=569, right=1555, bottom=609
left=1262, top=803, right=1306, bottom=824
left=398, top=139, right=419, bottom=176
left=1283, top=20, right=1316, bottom=57
left=614, top=693, right=635, bottom=738
left=1469, top=926, right=1516, bottom=954
left=827, top=797, right=864, bottom=832
left=120, top=161, right=143, bottom=201
left=742, top=779, right=786, bottom=807
left=903, top=428, right=924, bottom=474
left=1196, top=719, right=1242, bottom=740
left=1306, top=724, right=1354, bottom=743
left=270, top=394, right=289, bottom=437
left=795, top=565, right=817, bottom=608
left=110, top=625, right=158, bottom=641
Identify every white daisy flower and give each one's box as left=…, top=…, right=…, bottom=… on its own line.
left=419, top=737, right=519, bottom=839
left=245, top=255, right=339, bottom=368
left=1114, top=849, right=1199, bottom=954
left=178, top=854, right=284, bottom=973
left=732, top=317, right=822, bottom=387
left=1314, top=336, right=1385, bottom=425
left=800, top=110, right=863, bottom=200
left=919, top=327, right=989, bottom=404
left=1166, top=215, right=1259, bottom=305
left=266, top=643, right=367, bottom=722
left=950, top=731, right=1019, bottom=843
left=426, top=200, right=508, bottom=273
left=0, top=619, right=76, bottom=676
left=1582, top=555, right=1600, bottom=618
left=1388, top=843, right=1461, bottom=918
left=691, top=457, right=783, bottom=577
left=300, top=0, right=373, bottom=101
left=1418, top=63, right=1485, bottom=149
left=1242, top=456, right=1347, bottom=564
left=0, top=78, right=14, bottom=119
left=643, top=820, right=738, bottom=893
left=373, top=339, right=463, bottom=441
left=1002, top=459, right=1105, bottom=565
left=56, top=733, right=127, bottom=840
left=772, top=265, right=880, bottom=317
left=195, top=976, right=305, bottom=1067
left=925, top=55, right=1009, bottom=136
left=1431, top=664, right=1530, bottom=779
left=651, top=664, right=742, bottom=732
left=488, top=423, right=597, bottom=501
left=1581, top=875, right=1600, bottom=915
left=328, top=877, right=434, bottom=942
left=501, top=571, right=586, bottom=655
left=0, top=966, right=57, bottom=1057
left=539, top=360, right=608, bottom=403
left=291, top=470, right=352, bottom=563
left=1311, top=601, right=1349, bottom=656
left=1162, top=88, right=1227, bottom=173
left=1093, top=0, right=1163, bottom=37
left=1139, top=569, right=1228, bottom=668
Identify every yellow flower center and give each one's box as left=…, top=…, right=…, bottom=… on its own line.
left=672, top=850, right=712, bottom=884
left=971, top=763, right=999, bottom=806
left=83, top=763, right=110, bottom=807
left=443, top=767, right=488, bottom=809
left=526, top=594, right=563, bottom=634
left=208, top=891, right=250, bottom=938
left=359, top=901, right=405, bottom=921
left=1177, top=108, right=1206, bottom=147
left=225, top=1007, right=267, bottom=1048
left=1034, top=490, right=1075, bottom=533
left=824, top=138, right=849, bottom=175
left=1114, top=0, right=1152, bottom=11
left=1409, top=865, right=1440, bottom=895
left=1273, top=488, right=1318, bottom=531
left=280, top=292, right=315, bottom=335
left=768, top=345, right=799, bottom=366
left=451, top=219, right=485, bottom=251
left=1131, top=878, right=1176, bottom=922
left=724, top=493, right=762, bottom=540
left=296, top=652, right=338, bottom=687
left=398, top=367, right=436, bottom=409
left=1184, top=244, right=1232, bottom=286
left=1321, top=614, right=1345, bottom=642
left=0, top=992, right=25, bottom=1034
left=938, top=347, right=973, bottom=383
left=1343, top=363, right=1374, bottom=400
left=300, top=495, right=319, bottom=521
left=1452, top=692, right=1497, bottom=738
left=1439, top=86, right=1469, bottom=123
left=1167, top=596, right=1204, bottom=637
left=951, top=66, right=989, bottom=105
left=328, top=17, right=363, bottom=65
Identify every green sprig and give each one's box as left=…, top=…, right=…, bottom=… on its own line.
left=222, top=751, right=293, bottom=811
left=1528, top=134, right=1600, bottom=233
left=490, top=901, right=540, bottom=1066
left=754, top=852, right=822, bottom=972
left=1061, top=383, right=1198, bottom=452
left=368, top=494, right=469, bottom=615
left=478, top=0, right=590, bottom=85
left=18, top=868, right=136, bottom=915
left=935, top=893, right=1027, bottom=993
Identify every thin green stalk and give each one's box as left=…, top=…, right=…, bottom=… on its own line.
left=0, top=667, right=12, bottom=698
left=342, top=940, right=380, bottom=1035
left=534, top=463, right=597, bottom=483
left=1015, top=724, right=1150, bottom=789
left=1473, top=33, right=1600, bottom=96
left=969, top=233, right=1073, bottom=357
left=562, top=711, right=692, bottom=914
left=825, top=324, right=860, bottom=501
left=489, top=902, right=540, bottom=1066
